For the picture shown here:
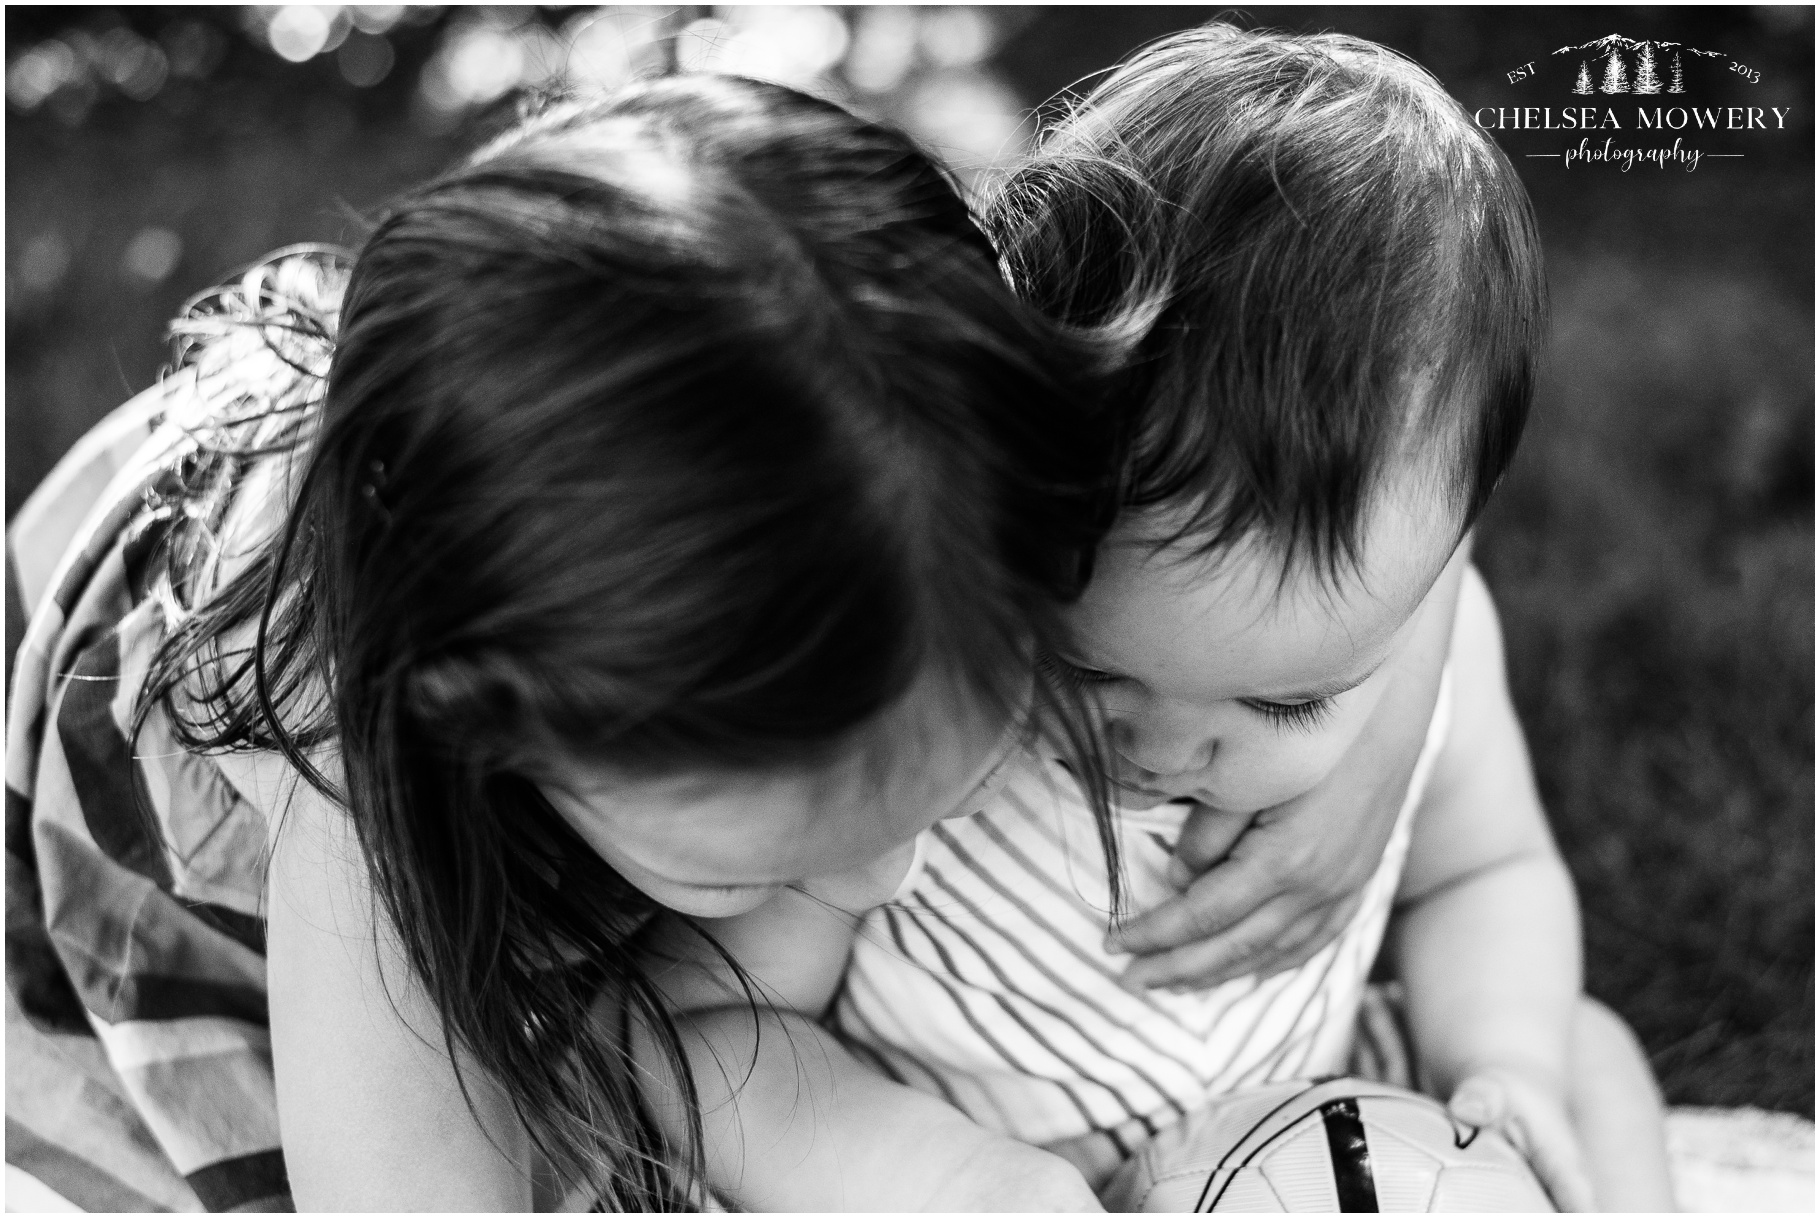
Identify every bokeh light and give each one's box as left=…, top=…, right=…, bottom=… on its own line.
left=16, top=231, right=72, bottom=295
left=902, top=69, right=1031, bottom=178
left=337, top=30, right=395, bottom=87
left=349, top=5, right=406, bottom=36
left=6, top=41, right=80, bottom=112
left=845, top=7, right=919, bottom=93
left=121, top=227, right=184, bottom=284
left=676, top=7, right=852, bottom=84
left=266, top=6, right=335, bottom=63
left=5, top=7, right=1039, bottom=191
left=564, top=8, right=670, bottom=93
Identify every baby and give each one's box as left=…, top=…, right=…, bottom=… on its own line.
left=644, top=26, right=1673, bottom=1212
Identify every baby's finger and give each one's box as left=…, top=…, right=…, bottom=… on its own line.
left=1447, top=1075, right=1508, bottom=1128
left=1164, top=803, right=1256, bottom=887
left=1183, top=909, right=1336, bottom=987
left=1108, top=837, right=1334, bottom=956
left=1249, top=899, right=1360, bottom=979
left=1116, top=897, right=1318, bottom=991
left=1454, top=1073, right=1596, bottom=1214
left=1211, top=899, right=1353, bottom=984
left=1527, top=1137, right=1597, bottom=1214
left=1160, top=888, right=1358, bottom=988
left=1107, top=861, right=1267, bottom=956
left=1511, top=1105, right=1596, bottom=1213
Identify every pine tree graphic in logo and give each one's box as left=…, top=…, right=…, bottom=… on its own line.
left=1633, top=42, right=1661, bottom=93
left=1550, top=36, right=1722, bottom=95
left=1600, top=47, right=1629, bottom=93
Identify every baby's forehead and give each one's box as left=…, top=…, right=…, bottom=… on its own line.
left=1079, top=490, right=1456, bottom=688
left=1136, top=538, right=1420, bottom=646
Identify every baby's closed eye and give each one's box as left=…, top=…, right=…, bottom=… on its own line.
left=1042, top=653, right=1123, bottom=690
left=1239, top=696, right=1337, bottom=732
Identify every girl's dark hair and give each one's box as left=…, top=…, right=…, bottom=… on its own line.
left=137, top=76, right=1118, bottom=1208
left=988, top=23, right=1547, bottom=578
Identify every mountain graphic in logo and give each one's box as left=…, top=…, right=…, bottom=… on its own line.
left=1554, top=34, right=1723, bottom=96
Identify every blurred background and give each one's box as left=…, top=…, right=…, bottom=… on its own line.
left=7, top=5, right=1812, bottom=1118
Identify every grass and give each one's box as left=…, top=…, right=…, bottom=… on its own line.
left=1477, top=193, right=1813, bottom=1113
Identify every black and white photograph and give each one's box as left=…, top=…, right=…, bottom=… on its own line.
left=5, top=6, right=1812, bottom=1213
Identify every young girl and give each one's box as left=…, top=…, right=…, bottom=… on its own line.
left=7, top=76, right=1129, bottom=1210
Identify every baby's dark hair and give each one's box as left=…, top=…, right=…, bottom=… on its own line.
left=990, top=23, right=1547, bottom=576
left=137, top=76, right=1118, bottom=1208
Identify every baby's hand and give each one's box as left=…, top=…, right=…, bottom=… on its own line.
left=1108, top=796, right=1389, bottom=990
left=919, top=1136, right=1104, bottom=1212
left=1448, top=1065, right=1595, bottom=1213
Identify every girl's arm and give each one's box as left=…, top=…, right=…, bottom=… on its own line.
left=251, top=753, right=534, bottom=1211
left=1110, top=543, right=1466, bottom=988
left=637, top=872, right=1101, bottom=1212
left=1390, top=565, right=1594, bottom=1212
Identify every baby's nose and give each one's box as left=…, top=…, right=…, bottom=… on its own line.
left=1112, top=719, right=1216, bottom=782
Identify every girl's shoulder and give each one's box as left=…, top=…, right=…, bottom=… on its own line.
left=209, top=740, right=344, bottom=855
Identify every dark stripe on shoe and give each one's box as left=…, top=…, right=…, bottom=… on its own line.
left=1321, top=1098, right=1378, bottom=1212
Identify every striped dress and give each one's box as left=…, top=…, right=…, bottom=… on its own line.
left=833, top=673, right=1451, bottom=1177
left=4, top=259, right=344, bottom=1211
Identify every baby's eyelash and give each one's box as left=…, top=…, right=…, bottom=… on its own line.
left=1243, top=697, right=1335, bottom=732
left=1040, top=653, right=1120, bottom=690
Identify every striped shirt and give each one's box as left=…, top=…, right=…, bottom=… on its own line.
left=833, top=673, right=1452, bottom=1162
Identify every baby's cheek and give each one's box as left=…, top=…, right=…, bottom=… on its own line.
left=1214, top=724, right=1359, bottom=812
